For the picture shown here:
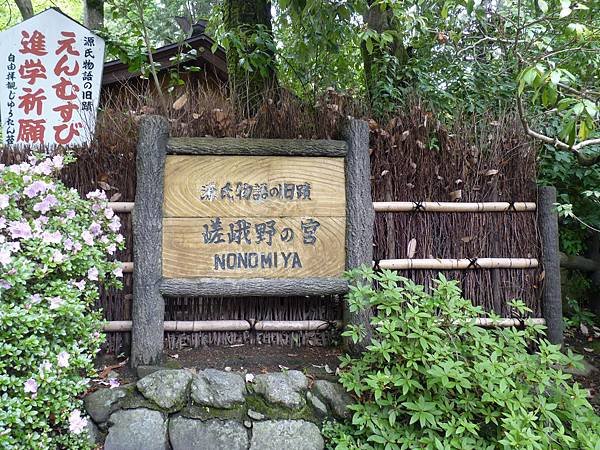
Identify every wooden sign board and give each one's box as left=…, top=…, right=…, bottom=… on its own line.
left=162, top=155, right=346, bottom=278
left=130, top=118, right=373, bottom=366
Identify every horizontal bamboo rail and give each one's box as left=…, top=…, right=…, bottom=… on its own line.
left=103, top=317, right=544, bottom=332
left=107, top=202, right=134, bottom=213
left=373, top=201, right=536, bottom=212
left=117, top=258, right=539, bottom=274
left=377, top=258, right=538, bottom=270
left=104, top=320, right=251, bottom=332
left=254, top=320, right=343, bottom=331
left=103, top=320, right=343, bottom=332
left=108, top=201, right=537, bottom=214
left=474, top=318, right=545, bottom=327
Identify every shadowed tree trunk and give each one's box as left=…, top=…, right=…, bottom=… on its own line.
left=14, top=0, right=34, bottom=20
left=361, top=0, right=409, bottom=117
left=223, top=0, right=278, bottom=116
left=84, top=0, right=104, bottom=30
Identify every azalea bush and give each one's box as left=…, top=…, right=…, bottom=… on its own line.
left=324, top=267, right=600, bottom=449
left=0, top=155, right=124, bottom=449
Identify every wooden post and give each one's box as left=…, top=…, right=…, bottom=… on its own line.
left=538, top=186, right=563, bottom=345
left=343, top=119, right=375, bottom=353
left=130, top=115, right=169, bottom=367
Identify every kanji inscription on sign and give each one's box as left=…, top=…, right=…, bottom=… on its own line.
left=0, top=9, right=105, bottom=147
left=162, top=155, right=346, bottom=278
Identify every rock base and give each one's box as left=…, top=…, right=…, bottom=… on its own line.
left=84, top=368, right=352, bottom=449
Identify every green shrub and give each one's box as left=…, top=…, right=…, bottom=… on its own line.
left=0, top=155, right=123, bottom=449
left=324, top=267, right=600, bottom=449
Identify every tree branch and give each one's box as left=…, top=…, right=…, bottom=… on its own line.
left=517, top=94, right=600, bottom=161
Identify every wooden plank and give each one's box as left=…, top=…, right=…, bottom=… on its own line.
left=163, top=155, right=346, bottom=218
left=162, top=216, right=346, bottom=278
left=372, top=201, right=537, bottom=212
left=160, top=277, right=348, bottom=297
left=167, top=137, right=347, bottom=156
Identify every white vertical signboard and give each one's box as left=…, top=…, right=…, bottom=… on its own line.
left=0, top=8, right=105, bottom=147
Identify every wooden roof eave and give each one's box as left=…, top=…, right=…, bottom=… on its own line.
left=102, top=35, right=228, bottom=86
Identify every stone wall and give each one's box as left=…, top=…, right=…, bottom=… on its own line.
left=83, top=368, right=352, bottom=449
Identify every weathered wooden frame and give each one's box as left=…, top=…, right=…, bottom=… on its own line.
left=130, top=116, right=373, bottom=366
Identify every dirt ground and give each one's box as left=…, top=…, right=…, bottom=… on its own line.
left=563, top=325, right=600, bottom=412
left=96, top=328, right=600, bottom=413
left=95, top=345, right=344, bottom=384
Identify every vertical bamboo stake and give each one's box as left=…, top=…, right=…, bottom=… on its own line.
left=538, top=186, right=563, bottom=345
left=343, top=119, right=374, bottom=353
left=130, top=115, right=169, bottom=367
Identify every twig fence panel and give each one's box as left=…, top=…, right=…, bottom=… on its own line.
left=2, top=108, right=556, bottom=351
left=103, top=200, right=552, bottom=338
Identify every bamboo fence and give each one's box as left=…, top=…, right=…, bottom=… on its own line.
left=0, top=103, right=542, bottom=352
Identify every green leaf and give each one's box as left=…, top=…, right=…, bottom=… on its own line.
left=560, top=7, right=572, bottom=17
left=542, top=86, right=558, bottom=106
left=573, top=102, right=585, bottom=115
left=441, top=2, right=449, bottom=19
left=578, top=120, right=589, bottom=140
left=521, top=67, right=538, bottom=86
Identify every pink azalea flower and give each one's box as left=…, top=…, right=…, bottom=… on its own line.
left=39, top=360, right=52, bottom=372
left=104, top=208, right=114, bottom=219
left=8, top=221, right=32, bottom=239
left=88, top=267, right=99, bottom=281
left=33, top=194, right=58, bottom=214
left=0, top=280, right=12, bottom=289
left=0, top=249, right=11, bottom=266
left=30, top=294, right=42, bottom=304
left=68, top=409, right=88, bottom=434
left=57, top=351, right=70, bottom=368
left=115, top=234, right=124, bottom=244
left=24, top=378, right=38, bottom=395
left=86, top=190, right=107, bottom=201
left=107, top=244, right=116, bottom=255
left=52, top=155, right=64, bottom=170
left=81, top=230, right=94, bottom=246
left=109, top=217, right=121, bottom=232
left=66, top=210, right=76, bottom=219
left=113, top=266, right=123, bottom=278
left=0, top=194, right=9, bottom=209
left=0, top=217, right=6, bottom=229
left=74, top=280, right=86, bottom=290
left=33, top=159, right=53, bottom=175
left=24, top=180, right=50, bottom=198
left=52, top=251, right=65, bottom=263
left=89, top=222, right=102, bottom=236
left=49, top=297, right=63, bottom=310
left=73, top=242, right=82, bottom=252
left=64, top=238, right=74, bottom=251
left=42, top=231, right=62, bottom=244
left=109, top=378, right=120, bottom=389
